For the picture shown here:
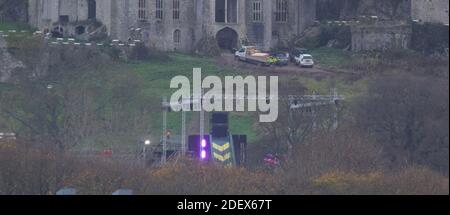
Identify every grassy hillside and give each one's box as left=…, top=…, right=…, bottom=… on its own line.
left=0, top=21, right=30, bottom=31
left=128, top=53, right=259, bottom=145
left=0, top=46, right=261, bottom=152
left=310, top=47, right=353, bottom=69
left=0, top=22, right=367, bottom=154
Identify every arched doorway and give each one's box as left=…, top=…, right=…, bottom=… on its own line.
left=88, top=0, right=96, bottom=19
left=216, top=27, right=238, bottom=51
left=52, top=26, right=64, bottom=38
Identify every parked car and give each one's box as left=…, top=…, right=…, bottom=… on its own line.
left=273, top=53, right=289, bottom=66
left=295, top=54, right=315, bottom=68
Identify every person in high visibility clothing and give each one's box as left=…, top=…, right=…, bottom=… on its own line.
left=267, top=56, right=278, bottom=65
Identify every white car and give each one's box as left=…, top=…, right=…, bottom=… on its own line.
left=295, top=54, right=315, bottom=68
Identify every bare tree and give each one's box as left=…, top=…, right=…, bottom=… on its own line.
left=256, top=82, right=343, bottom=161
left=353, top=73, right=449, bottom=172
left=1, top=40, right=151, bottom=152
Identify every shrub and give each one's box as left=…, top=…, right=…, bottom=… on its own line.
left=411, top=23, right=449, bottom=56
left=319, top=25, right=351, bottom=49
left=194, top=36, right=221, bottom=57
left=143, top=161, right=281, bottom=195
left=129, top=43, right=170, bottom=62
left=382, top=166, right=449, bottom=195
left=0, top=146, right=448, bottom=195
left=312, top=171, right=383, bottom=194
left=311, top=167, right=449, bottom=195
left=296, top=25, right=351, bottom=50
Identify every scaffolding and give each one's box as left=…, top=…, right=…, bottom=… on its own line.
left=157, top=89, right=344, bottom=166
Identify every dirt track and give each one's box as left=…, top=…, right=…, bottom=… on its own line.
left=216, top=53, right=337, bottom=79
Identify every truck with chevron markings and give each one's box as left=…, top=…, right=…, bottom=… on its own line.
left=187, top=112, right=247, bottom=167
left=155, top=101, right=247, bottom=167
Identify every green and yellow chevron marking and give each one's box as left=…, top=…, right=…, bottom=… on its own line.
left=213, top=152, right=232, bottom=162
left=212, top=142, right=230, bottom=152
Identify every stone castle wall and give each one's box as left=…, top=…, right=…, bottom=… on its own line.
left=349, top=0, right=449, bottom=52
left=411, top=0, right=449, bottom=24
left=351, top=21, right=412, bottom=51
left=27, top=0, right=317, bottom=52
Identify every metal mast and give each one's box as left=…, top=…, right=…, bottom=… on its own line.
left=162, top=97, right=168, bottom=165
left=181, top=99, right=187, bottom=156
left=199, top=89, right=205, bottom=144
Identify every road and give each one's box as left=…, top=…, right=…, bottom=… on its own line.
left=216, top=53, right=336, bottom=79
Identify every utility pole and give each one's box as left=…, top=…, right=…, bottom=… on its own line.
left=181, top=99, right=187, bottom=156
left=199, top=89, right=205, bottom=147
left=162, top=97, right=167, bottom=165
left=144, top=139, right=151, bottom=168
left=332, top=88, right=339, bottom=130
left=312, top=91, right=317, bottom=131
left=143, top=144, right=146, bottom=167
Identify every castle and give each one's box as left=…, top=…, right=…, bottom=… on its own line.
left=27, top=0, right=317, bottom=52
left=26, top=0, right=448, bottom=53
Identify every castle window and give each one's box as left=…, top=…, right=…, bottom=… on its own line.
left=216, top=0, right=226, bottom=22
left=138, top=0, right=147, bottom=21
left=59, top=15, right=69, bottom=23
left=275, top=0, right=288, bottom=22
left=156, top=0, right=164, bottom=20
left=174, top=29, right=181, bottom=45
left=173, top=0, right=180, bottom=20
left=252, top=0, right=263, bottom=22
left=215, top=0, right=238, bottom=23
left=88, top=0, right=96, bottom=19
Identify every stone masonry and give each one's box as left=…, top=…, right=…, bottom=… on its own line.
left=27, top=0, right=317, bottom=52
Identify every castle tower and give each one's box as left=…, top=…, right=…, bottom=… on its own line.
left=411, top=0, right=449, bottom=24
